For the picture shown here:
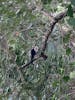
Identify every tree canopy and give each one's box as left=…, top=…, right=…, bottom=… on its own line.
left=0, top=0, right=75, bottom=100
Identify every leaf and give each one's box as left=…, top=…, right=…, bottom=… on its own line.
left=69, top=62, right=75, bottom=66
left=41, top=0, right=52, bottom=4
left=15, top=55, right=24, bottom=66
left=66, top=47, right=71, bottom=56
left=52, top=81, right=59, bottom=87
left=16, top=6, right=26, bottom=16
left=70, top=71, right=75, bottom=79
left=59, top=68, right=64, bottom=74
left=67, top=18, right=75, bottom=26
left=15, top=48, right=21, bottom=55
left=29, top=31, right=35, bottom=37
left=71, top=0, right=75, bottom=6
left=52, top=94, right=56, bottom=100
left=58, top=0, right=63, bottom=3
left=8, top=87, right=11, bottom=93
left=9, top=71, right=14, bottom=78
left=48, top=42, right=57, bottom=57
left=59, top=56, right=63, bottom=67
left=67, top=4, right=73, bottom=17
left=63, top=76, right=70, bottom=82
left=63, top=34, right=70, bottom=43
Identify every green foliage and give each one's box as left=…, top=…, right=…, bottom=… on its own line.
left=63, top=75, right=70, bottom=82
left=0, top=0, right=75, bottom=100
left=15, top=47, right=26, bottom=66
left=41, top=0, right=52, bottom=4
left=70, top=71, right=75, bottom=79
left=29, top=31, right=35, bottom=37
left=67, top=18, right=75, bottom=27
left=9, top=70, right=14, bottom=78
left=63, top=33, right=70, bottom=43
left=58, top=56, right=63, bottom=67
left=7, top=87, right=11, bottom=93
left=52, top=94, right=57, bottom=100
left=58, top=68, right=64, bottom=75
left=66, top=47, right=72, bottom=56
left=71, top=0, right=75, bottom=6
left=67, top=4, right=73, bottom=17
left=16, top=7, right=26, bottom=16
left=58, top=0, right=63, bottom=3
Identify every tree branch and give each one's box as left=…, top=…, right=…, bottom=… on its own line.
left=20, top=56, right=40, bottom=69
left=20, top=8, right=75, bottom=69
left=41, top=8, right=75, bottom=52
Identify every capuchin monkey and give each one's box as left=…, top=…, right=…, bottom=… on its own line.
left=30, top=46, right=47, bottom=63
left=31, top=48, right=36, bottom=61
left=30, top=46, right=38, bottom=63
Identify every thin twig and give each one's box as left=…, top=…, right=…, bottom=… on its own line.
left=58, top=91, right=75, bottom=100
left=20, top=56, right=40, bottom=69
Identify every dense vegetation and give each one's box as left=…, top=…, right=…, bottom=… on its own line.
left=0, top=0, right=75, bottom=100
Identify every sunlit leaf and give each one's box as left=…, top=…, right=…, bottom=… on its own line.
left=70, top=71, right=75, bottom=79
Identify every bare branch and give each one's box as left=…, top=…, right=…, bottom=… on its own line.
left=20, top=8, right=75, bottom=69
left=20, top=56, right=40, bottom=69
